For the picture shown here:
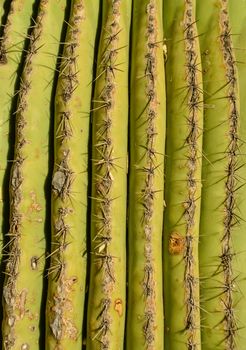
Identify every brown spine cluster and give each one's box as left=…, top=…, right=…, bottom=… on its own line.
left=48, top=1, right=85, bottom=342
left=183, top=1, right=201, bottom=348
left=91, top=1, right=121, bottom=348
left=2, top=2, right=46, bottom=348
left=219, top=1, right=239, bottom=348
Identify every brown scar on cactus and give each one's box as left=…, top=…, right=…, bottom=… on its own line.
left=169, top=232, right=185, bottom=255
left=49, top=276, right=79, bottom=341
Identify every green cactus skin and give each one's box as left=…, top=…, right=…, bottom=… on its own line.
left=0, top=0, right=35, bottom=283
left=197, top=1, right=246, bottom=349
left=163, top=0, right=203, bottom=349
left=0, top=1, right=4, bottom=20
left=45, top=1, right=99, bottom=348
left=126, top=0, right=165, bottom=349
left=86, top=0, right=131, bottom=349
left=1, top=0, right=66, bottom=348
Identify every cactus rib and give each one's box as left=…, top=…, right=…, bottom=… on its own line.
left=198, top=0, right=246, bottom=348
left=45, top=1, right=99, bottom=348
left=163, top=0, right=203, bottom=348
left=126, top=0, right=166, bottom=348
left=86, top=0, right=131, bottom=349
left=183, top=2, right=202, bottom=348
left=218, top=2, right=239, bottom=347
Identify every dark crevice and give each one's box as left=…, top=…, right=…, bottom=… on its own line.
left=124, top=0, right=133, bottom=348
left=82, top=2, right=103, bottom=348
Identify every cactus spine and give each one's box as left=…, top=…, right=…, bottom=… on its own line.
left=86, top=0, right=131, bottom=348
left=163, top=0, right=203, bottom=349
left=45, top=1, right=99, bottom=348
left=198, top=0, right=246, bottom=348
left=1, top=0, right=66, bottom=348
left=126, top=0, right=165, bottom=349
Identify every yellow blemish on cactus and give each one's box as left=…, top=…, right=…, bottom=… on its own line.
left=114, top=298, right=123, bottom=317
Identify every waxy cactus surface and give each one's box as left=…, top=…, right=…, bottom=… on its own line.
left=0, top=1, right=246, bottom=349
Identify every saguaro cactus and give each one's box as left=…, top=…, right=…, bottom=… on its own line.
left=0, top=1, right=246, bottom=349
left=198, top=0, right=246, bottom=349
left=163, top=0, right=203, bottom=349
left=126, top=0, right=166, bottom=349
left=86, top=0, right=131, bottom=349
left=45, top=1, right=99, bottom=348
left=1, top=0, right=66, bottom=348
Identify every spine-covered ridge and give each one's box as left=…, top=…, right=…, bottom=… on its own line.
left=141, top=1, right=160, bottom=346
left=219, top=0, right=239, bottom=347
left=48, top=1, right=86, bottom=343
left=127, top=0, right=165, bottom=347
left=183, top=1, right=201, bottom=348
left=91, top=1, right=121, bottom=347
